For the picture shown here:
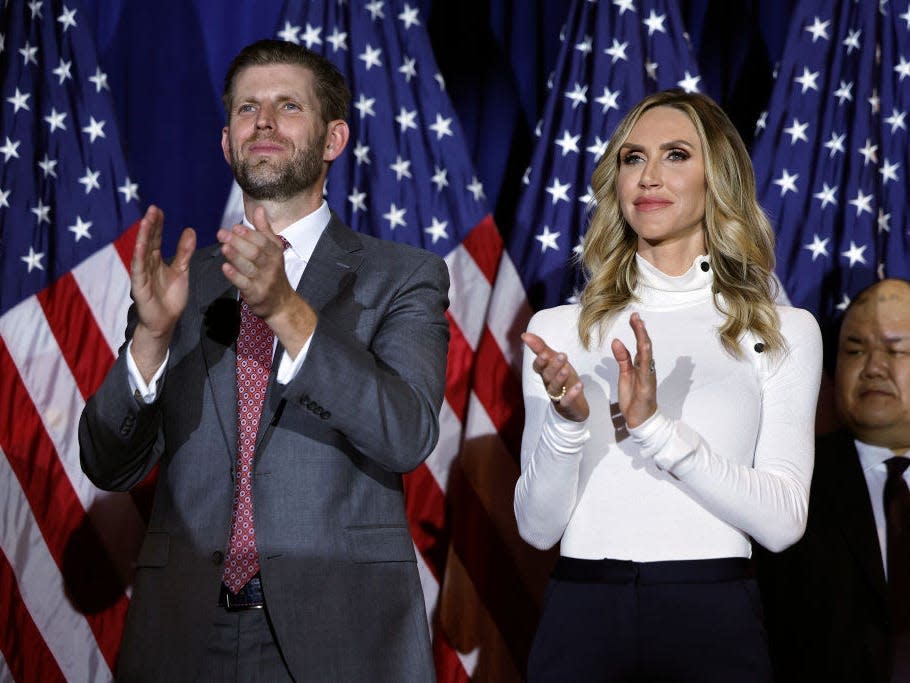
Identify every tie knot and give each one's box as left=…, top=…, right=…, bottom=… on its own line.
left=278, top=235, right=291, bottom=251
left=886, top=456, right=910, bottom=478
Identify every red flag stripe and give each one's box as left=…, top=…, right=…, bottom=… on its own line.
left=112, top=221, right=141, bottom=275
left=443, top=314, right=473, bottom=423
left=0, top=549, right=66, bottom=683
left=445, top=242, right=493, bottom=350
left=460, top=215, right=503, bottom=285
left=0, top=339, right=128, bottom=671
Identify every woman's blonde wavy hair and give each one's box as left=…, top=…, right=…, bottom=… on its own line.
left=578, top=89, right=783, bottom=358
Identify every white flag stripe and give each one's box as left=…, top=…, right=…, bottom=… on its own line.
left=0, top=447, right=112, bottom=683
left=0, top=298, right=146, bottom=585
left=485, top=256, right=532, bottom=372
left=71, top=243, right=133, bottom=355
left=444, top=244, right=491, bottom=348
left=421, top=400, right=463, bottom=493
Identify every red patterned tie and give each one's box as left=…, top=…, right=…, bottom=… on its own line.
left=223, top=236, right=289, bottom=593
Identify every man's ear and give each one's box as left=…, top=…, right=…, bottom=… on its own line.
left=221, top=126, right=231, bottom=166
left=324, top=120, right=350, bottom=161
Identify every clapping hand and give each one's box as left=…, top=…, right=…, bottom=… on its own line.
left=610, top=312, right=657, bottom=429
left=522, top=332, right=589, bottom=422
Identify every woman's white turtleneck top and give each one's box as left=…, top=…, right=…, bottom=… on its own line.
left=514, top=254, right=823, bottom=559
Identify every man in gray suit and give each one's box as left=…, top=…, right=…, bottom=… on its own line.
left=80, top=39, right=449, bottom=682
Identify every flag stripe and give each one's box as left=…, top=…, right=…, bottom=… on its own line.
left=0, top=339, right=127, bottom=672
left=0, top=549, right=66, bottom=683
left=459, top=215, right=502, bottom=285
left=442, top=315, right=473, bottom=423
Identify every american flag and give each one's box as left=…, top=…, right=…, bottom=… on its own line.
left=751, top=0, right=910, bottom=325
left=0, top=0, right=144, bottom=681
left=510, top=0, right=702, bottom=310
left=228, top=1, right=534, bottom=680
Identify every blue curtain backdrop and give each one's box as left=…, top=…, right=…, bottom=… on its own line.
left=80, top=0, right=796, bottom=255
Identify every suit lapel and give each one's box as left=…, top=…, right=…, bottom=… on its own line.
left=257, top=214, right=365, bottom=442
left=827, top=435, right=889, bottom=604
left=196, top=245, right=240, bottom=463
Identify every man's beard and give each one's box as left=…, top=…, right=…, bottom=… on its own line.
left=230, top=133, right=325, bottom=201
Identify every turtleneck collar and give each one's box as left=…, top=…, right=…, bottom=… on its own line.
left=634, top=253, right=713, bottom=309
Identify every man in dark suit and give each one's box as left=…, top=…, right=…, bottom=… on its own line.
left=79, top=40, right=448, bottom=682
left=756, top=278, right=910, bottom=683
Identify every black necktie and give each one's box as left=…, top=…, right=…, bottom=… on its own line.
left=884, top=456, right=910, bottom=680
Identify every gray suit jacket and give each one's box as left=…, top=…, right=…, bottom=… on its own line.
left=80, top=214, right=449, bottom=682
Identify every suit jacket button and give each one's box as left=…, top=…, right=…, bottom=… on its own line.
left=211, top=551, right=224, bottom=565
left=321, top=410, right=331, bottom=420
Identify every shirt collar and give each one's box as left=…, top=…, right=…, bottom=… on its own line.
left=855, top=438, right=903, bottom=473
left=242, top=200, right=331, bottom=262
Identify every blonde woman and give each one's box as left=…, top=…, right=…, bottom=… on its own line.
left=514, top=90, right=822, bottom=681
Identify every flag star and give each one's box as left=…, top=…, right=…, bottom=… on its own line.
left=28, top=1, right=42, bottom=18
left=118, top=177, right=139, bottom=202
left=354, top=94, right=376, bottom=118
left=21, top=246, right=45, bottom=272
left=82, top=117, right=106, bottom=143
left=885, top=108, right=907, bottom=133
left=677, top=71, right=701, bottom=93
left=595, top=86, right=620, bottom=113
left=6, top=88, right=31, bottom=113
left=613, top=0, right=635, bottom=14
left=365, top=0, right=385, bottom=20
left=755, top=111, right=768, bottom=133
left=326, top=27, right=348, bottom=52
left=52, top=59, right=72, bottom=84
left=783, top=118, right=809, bottom=144
left=535, top=226, right=561, bottom=253
left=878, top=208, right=891, bottom=233
left=0, top=136, right=21, bottom=162
left=836, top=293, right=851, bottom=312
left=804, top=16, right=830, bottom=42
left=803, top=234, right=830, bottom=261
left=868, top=89, right=880, bottom=114
left=395, top=107, right=418, bottom=133
left=575, top=35, right=593, bottom=55
left=564, top=83, right=588, bottom=109
left=398, top=3, right=420, bottom=29
left=813, top=183, right=838, bottom=208
left=431, top=166, right=448, bottom=191
left=842, top=28, right=861, bottom=54
left=833, top=80, right=853, bottom=105
left=19, top=41, right=38, bottom=65
left=383, top=203, right=407, bottom=229
left=30, top=200, right=51, bottom=224
left=467, top=176, right=485, bottom=201
left=57, top=5, right=77, bottom=31
left=586, top=136, right=608, bottom=160
left=358, top=44, right=383, bottom=70
left=347, top=188, right=367, bottom=212
left=848, top=189, right=874, bottom=216
left=429, top=113, right=453, bottom=140
left=353, top=141, right=370, bottom=165
left=895, top=56, right=910, bottom=81
left=534, top=120, right=542, bottom=137
left=424, top=217, right=449, bottom=243
left=78, top=167, right=102, bottom=194
left=44, top=108, right=67, bottom=132
left=643, top=10, right=667, bottom=36
left=879, top=159, right=900, bottom=185
left=772, top=169, right=799, bottom=196
left=69, top=216, right=92, bottom=241
left=573, top=236, right=585, bottom=257
left=301, top=23, right=322, bottom=49
left=578, top=185, right=595, bottom=205
left=824, top=131, right=845, bottom=157
left=546, top=177, right=571, bottom=204
left=604, top=39, right=629, bottom=63
left=0, top=187, right=9, bottom=208
left=858, top=139, right=878, bottom=165
left=277, top=21, right=301, bottom=43
left=89, top=67, right=109, bottom=92
left=902, top=4, right=910, bottom=29
left=398, top=56, right=417, bottom=82
left=645, top=60, right=659, bottom=80
left=555, top=130, right=580, bottom=156
left=434, top=72, right=445, bottom=90
left=841, top=240, right=867, bottom=267
left=38, top=154, right=57, bottom=178
left=0, top=33, right=4, bottom=55
left=389, top=155, right=412, bottom=181
left=521, top=166, right=531, bottom=185
left=793, top=67, right=820, bottom=93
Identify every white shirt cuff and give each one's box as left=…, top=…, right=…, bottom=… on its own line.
left=126, top=340, right=169, bottom=403
left=627, top=411, right=699, bottom=474
left=275, top=334, right=313, bottom=384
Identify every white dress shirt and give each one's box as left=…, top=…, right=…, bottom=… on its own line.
left=856, top=439, right=910, bottom=580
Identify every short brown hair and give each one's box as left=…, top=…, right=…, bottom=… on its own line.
left=222, top=39, right=351, bottom=122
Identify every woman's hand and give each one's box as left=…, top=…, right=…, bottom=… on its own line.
left=610, top=312, right=658, bottom=429
left=522, top=332, right=590, bottom=422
